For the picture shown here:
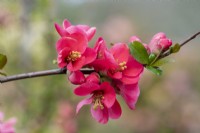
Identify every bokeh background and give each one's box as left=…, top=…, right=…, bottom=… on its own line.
left=0, top=0, right=200, bottom=133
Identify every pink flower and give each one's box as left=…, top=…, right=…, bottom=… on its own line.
left=115, top=81, right=140, bottom=110
left=149, top=32, right=172, bottom=54
left=56, top=27, right=97, bottom=71
left=74, top=73, right=121, bottom=124
left=0, top=112, right=17, bottom=133
left=106, top=43, right=144, bottom=84
left=55, top=19, right=96, bottom=41
left=89, top=37, right=113, bottom=71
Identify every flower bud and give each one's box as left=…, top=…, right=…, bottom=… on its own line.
left=149, top=32, right=172, bottom=54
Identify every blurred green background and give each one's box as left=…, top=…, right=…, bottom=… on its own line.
left=0, top=0, right=200, bottom=133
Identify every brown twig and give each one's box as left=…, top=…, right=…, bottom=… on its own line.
left=0, top=68, right=94, bottom=83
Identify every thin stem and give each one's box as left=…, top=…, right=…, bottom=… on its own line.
left=180, top=31, right=200, bottom=47
left=0, top=68, right=94, bottom=83
left=159, top=31, right=200, bottom=59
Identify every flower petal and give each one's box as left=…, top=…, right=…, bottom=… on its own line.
left=56, top=37, right=77, bottom=53
left=85, top=72, right=100, bottom=84
left=86, top=27, right=96, bottom=41
left=55, top=23, right=67, bottom=37
left=66, top=26, right=88, bottom=53
left=76, top=98, right=92, bottom=114
left=76, top=25, right=96, bottom=41
left=68, top=71, right=85, bottom=85
left=119, top=83, right=140, bottom=110
left=74, top=82, right=100, bottom=96
left=94, top=37, right=107, bottom=53
left=90, top=59, right=109, bottom=71
left=67, top=56, right=85, bottom=71
left=63, top=19, right=71, bottom=29
left=110, top=43, right=129, bottom=63
left=104, top=50, right=118, bottom=68
left=90, top=106, right=109, bottom=124
left=108, top=100, right=122, bottom=119
left=108, top=71, right=122, bottom=79
left=58, top=60, right=67, bottom=68
left=123, top=55, right=144, bottom=77
left=121, top=75, right=140, bottom=84
left=77, top=25, right=90, bottom=31
left=82, top=47, right=97, bottom=65
left=101, top=82, right=116, bottom=108
left=57, top=48, right=71, bottom=68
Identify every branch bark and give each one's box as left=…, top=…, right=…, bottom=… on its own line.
left=0, top=68, right=94, bottom=83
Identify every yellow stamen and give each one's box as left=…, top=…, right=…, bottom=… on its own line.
left=67, top=51, right=81, bottom=62
left=92, top=92, right=104, bottom=110
left=119, top=61, right=127, bottom=71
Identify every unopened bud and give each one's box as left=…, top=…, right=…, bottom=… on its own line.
left=149, top=32, right=172, bottom=54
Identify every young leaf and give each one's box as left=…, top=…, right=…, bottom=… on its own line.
left=152, top=58, right=175, bottom=67
left=146, top=66, right=162, bottom=76
left=0, top=54, right=7, bottom=69
left=129, top=41, right=149, bottom=64
left=148, top=53, right=157, bottom=64
left=52, top=59, right=57, bottom=64
left=170, top=43, right=181, bottom=53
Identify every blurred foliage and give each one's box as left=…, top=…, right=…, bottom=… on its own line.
left=0, top=0, right=200, bottom=133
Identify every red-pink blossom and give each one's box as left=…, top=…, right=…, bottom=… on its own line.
left=55, top=19, right=96, bottom=41
left=0, top=112, right=17, bottom=133
left=149, top=32, right=172, bottom=54
left=89, top=37, right=113, bottom=71
left=56, top=27, right=97, bottom=71
left=106, top=43, right=144, bottom=84
left=74, top=73, right=121, bottom=124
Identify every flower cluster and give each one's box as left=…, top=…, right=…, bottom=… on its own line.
left=55, top=19, right=172, bottom=124
left=0, top=111, right=16, bottom=133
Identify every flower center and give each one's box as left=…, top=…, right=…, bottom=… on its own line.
left=92, top=91, right=104, bottom=110
left=67, top=51, right=81, bottom=62
left=118, top=61, right=127, bottom=71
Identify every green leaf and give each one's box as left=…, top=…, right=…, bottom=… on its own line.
left=0, top=71, right=7, bottom=76
left=170, top=43, right=181, bottom=53
left=152, top=58, right=175, bottom=67
left=129, top=41, right=149, bottom=64
left=148, top=53, right=157, bottom=64
left=146, top=66, right=162, bottom=76
left=0, top=54, right=7, bottom=69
